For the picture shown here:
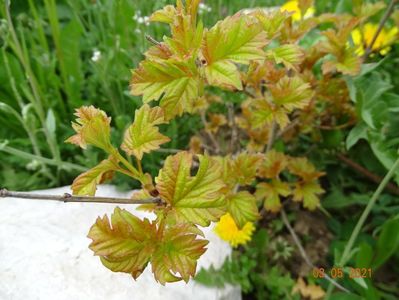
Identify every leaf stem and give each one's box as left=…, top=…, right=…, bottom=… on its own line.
left=0, top=188, right=162, bottom=205
left=325, top=156, right=399, bottom=298
left=112, top=149, right=142, bottom=181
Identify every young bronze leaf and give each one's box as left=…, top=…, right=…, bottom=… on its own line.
left=258, top=150, right=289, bottom=179
left=249, top=98, right=290, bottom=129
left=71, top=157, right=118, bottom=196
left=266, top=44, right=304, bottom=70
left=150, top=5, right=177, bottom=24
left=255, top=9, right=290, bottom=39
left=151, top=224, right=208, bottom=285
left=88, top=207, right=157, bottom=279
left=166, top=15, right=203, bottom=59
left=130, top=58, right=200, bottom=119
left=205, top=113, right=227, bottom=133
left=66, top=106, right=112, bottom=152
left=155, top=151, right=226, bottom=226
left=269, top=76, right=313, bottom=111
left=233, top=152, right=264, bottom=185
left=121, top=105, right=170, bottom=160
left=288, top=157, right=325, bottom=182
left=255, top=180, right=291, bottom=213
left=201, top=14, right=268, bottom=89
left=227, top=191, right=259, bottom=229
left=292, top=181, right=324, bottom=210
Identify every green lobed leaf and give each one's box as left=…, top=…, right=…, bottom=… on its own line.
left=130, top=58, right=200, bottom=119
left=201, top=13, right=268, bottom=90
left=155, top=151, right=226, bottom=226
left=227, top=191, right=259, bottom=229
left=121, top=104, right=170, bottom=160
left=71, top=156, right=118, bottom=196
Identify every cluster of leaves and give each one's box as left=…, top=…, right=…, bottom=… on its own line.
left=63, top=0, right=399, bottom=295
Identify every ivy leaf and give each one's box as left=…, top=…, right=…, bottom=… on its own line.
left=156, top=151, right=226, bottom=226
left=232, top=152, right=264, bottom=185
left=66, top=106, right=113, bottom=152
left=266, top=44, right=304, bottom=70
left=201, top=14, right=268, bottom=90
left=71, top=157, right=118, bottom=196
left=121, top=104, right=170, bottom=160
left=87, top=207, right=157, bottom=279
left=130, top=58, right=200, bottom=119
left=227, top=191, right=259, bottom=229
left=292, top=181, right=325, bottom=210
left=255, top=180, right=291, bottom=213
left=152, top=224, right=208, bottom=284
left=269, top=76, right=313, bottom=111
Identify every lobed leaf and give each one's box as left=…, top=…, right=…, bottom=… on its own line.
left=71, top=156, right=118, bottom=196
left=232, top=152, right=264, bottom=185
left=266, top=44, right=304, bottom=70
left=201, top=14, right=268, bottom=90
left=269, top=76, right=314, bottom=111
left=156, top=151, right=226, bottom=226
left=150, top=5, right=177, bottom=24
left=292, top=181, right=324, bottom=210
left=88, top=207, right=157, bottom=279
left=121, top=104, right=170, bottom=160
left=258, top=150, right=289, bottom=179
left=256, top=180, right=291, bottom=213
left=152, top=224, right=208, bottom=284
left=66, top=106, right=112, bottom=152
left=227, top=191, right=259, bottom=229
left=130, top=58, right=200, bottom=119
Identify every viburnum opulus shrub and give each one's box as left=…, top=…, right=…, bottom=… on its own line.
left=65, top=0, right=396, bottom=285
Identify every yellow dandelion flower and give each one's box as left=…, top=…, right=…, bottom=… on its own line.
left=214, top=213, right=255, bottom=248
left=351, top=23, right=399, bottom=56
left=281, top=0, right=315, bottom=22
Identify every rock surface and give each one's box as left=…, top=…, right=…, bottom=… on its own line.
left=0, top=185, right=241, bottom=300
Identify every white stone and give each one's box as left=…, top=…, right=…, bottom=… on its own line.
left=0, top=185, right=241, bottom=300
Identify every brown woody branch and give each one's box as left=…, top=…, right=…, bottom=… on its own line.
left=0, top=188, right=162, bottom=205
left=337, top=154, right=399, bottom=196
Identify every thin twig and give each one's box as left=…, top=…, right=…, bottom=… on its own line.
left=337, top=153, right=399, bottom=196
left=0, top=188, right=162, bottom=205
left=363, top=0, right=398, bottom=60
left=281, top=208, right=350, bottom=294
left=200, top=112, right=221, bottom=154
left=276, top=118, right=302, bottom=140
left=266, top=120, right=277, bottom=152
left=227, top=102, right=239, bottom=154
